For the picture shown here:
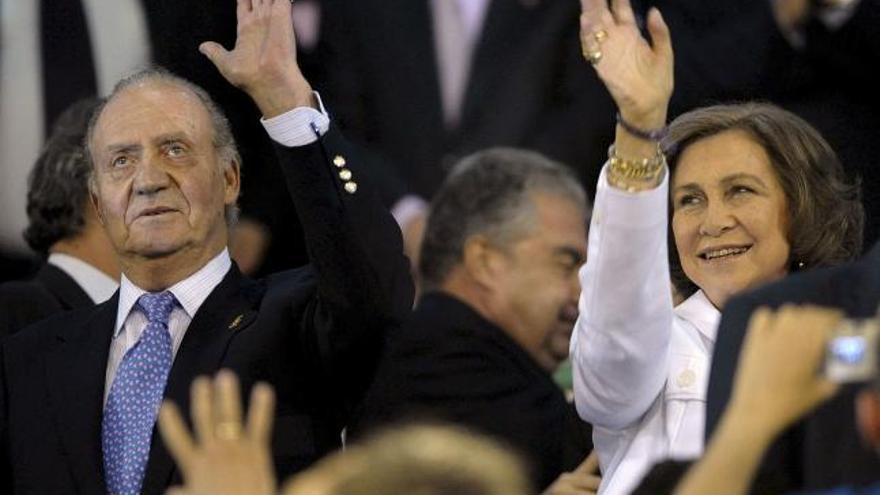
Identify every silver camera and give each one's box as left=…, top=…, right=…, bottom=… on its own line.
left=824, top=316, right=880, bottom=383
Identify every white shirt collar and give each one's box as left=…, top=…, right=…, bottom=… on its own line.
left=47, top=253, right=118, bottom=303
left=114, top=248, right=232, bottom=335
left=675, top=290, right=721, bottom=343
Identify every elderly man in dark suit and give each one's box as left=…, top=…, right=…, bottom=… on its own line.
left=0, top=1, right=413, bottom=494
left=0, top=98, right=119, bottom=339
left=350, top=148, right=597, bottom=493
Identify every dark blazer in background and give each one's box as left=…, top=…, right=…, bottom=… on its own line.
left=641, top=0, right=880, bottom=244
left=0, top=128, right=414, bottom=495
left=705, top=241, right=880, bottom=492
left=350, top=293, right=592, bottom=491
left=319, top=0, right=616, bottom=205
left=0, top=264, right=93, bottom=340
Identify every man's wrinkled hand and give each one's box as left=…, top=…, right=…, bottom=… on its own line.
left=200, top=0, right=313, bottom=117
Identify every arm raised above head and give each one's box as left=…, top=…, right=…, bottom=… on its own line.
left=200, top=0, right=315, bottom=118
left=570, top=167, right=674, bottom=430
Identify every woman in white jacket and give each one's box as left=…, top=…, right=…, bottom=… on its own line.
left=570, top=0, right=863, bottom=493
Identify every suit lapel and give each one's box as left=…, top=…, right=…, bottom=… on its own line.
left=44, top=294, right=118, bottom=495
left=141, top=266, right=261, bottom=495
left=37, top=263, right=93, bottom=310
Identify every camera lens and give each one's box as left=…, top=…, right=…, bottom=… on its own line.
left=831, top=336, right=866, bottom=364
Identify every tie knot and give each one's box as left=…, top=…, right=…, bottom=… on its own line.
left=136, top=291, right=176, bottom=325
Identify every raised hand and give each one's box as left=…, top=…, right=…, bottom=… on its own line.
left=158, top=371, right=278, bottom=495
left=580, top=0, right=673, bottom=129
left=200, top=0, right=313, bottom=117
left=729, top=305, right=841, bottom=436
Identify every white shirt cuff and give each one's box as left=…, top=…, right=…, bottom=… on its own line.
left=260, top=91, right=331, bottom=147
left=391, top=195, right=429, bottom=228
left=818, top=0, right=861, bottom=30
left=596, top=163, right=669, bottom=229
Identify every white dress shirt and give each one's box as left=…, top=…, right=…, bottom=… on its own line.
left=105, top=249, right=232, bottom=404
left=47, top=252, right=118, bottom=303
left=104, top=97, right=330, bottom=403
left=571, top=166, right=720, bottom=495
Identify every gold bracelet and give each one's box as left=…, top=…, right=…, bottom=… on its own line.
left=606, top=144, right=667, bottom=191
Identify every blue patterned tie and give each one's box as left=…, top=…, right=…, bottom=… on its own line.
left=102, top=291, right=176, bottom=495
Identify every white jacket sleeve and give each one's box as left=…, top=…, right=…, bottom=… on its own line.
left=571, top=165, right=674, bottom=430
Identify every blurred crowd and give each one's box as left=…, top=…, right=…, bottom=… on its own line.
left=1, top=0, right=879, bottom=494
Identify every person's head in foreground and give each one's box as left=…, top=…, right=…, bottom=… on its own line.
left=158, top=373, right=531, bottom=495
left=286, top=424, right=532, bottom=495
left=418, top=148, right=589, bottom=371
left=662, top=103, right=863, bottom=308
left=86, top=67, right=242, bottom=290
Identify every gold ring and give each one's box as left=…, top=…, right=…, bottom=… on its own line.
left=587, top=50, right=603, bottom=65
left=215, top=421, right=242, bottom=441
left=581, top=37, right=600, bottom=63
left=592, top=29, right=608, bottom=43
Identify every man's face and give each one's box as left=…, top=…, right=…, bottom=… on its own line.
left=488, top=193, right=587, bottom=372
left=89, top=80, right=239, bottom=266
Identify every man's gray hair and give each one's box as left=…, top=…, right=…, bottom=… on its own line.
left=85, top=66, right=242, bottom=224
left=419, top=147, right=588, bottom=289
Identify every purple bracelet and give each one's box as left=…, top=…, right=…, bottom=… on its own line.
left=616, top=112, right=668, bottom=142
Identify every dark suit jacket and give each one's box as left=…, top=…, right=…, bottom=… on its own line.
left=319, top=0, right=616, bottom=205
left=640, top=0, right=880, bottom=244
left=704, top=241, right=880, bottom=492
left=0, top=127, right=414, bottom=495
left=0, top=264, right=93, bottom=340
left=349, top=292, right=591, bottom=490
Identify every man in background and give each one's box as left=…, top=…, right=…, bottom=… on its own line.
left=351, top=148, right=597, bottom=493
left=0, top=98, right=119, bottom=339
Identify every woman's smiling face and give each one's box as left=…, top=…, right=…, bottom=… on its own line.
left=671, top=129, right=791, bottom=308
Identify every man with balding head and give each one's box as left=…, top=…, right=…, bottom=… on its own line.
left=0, top=2, right=413, bottom=494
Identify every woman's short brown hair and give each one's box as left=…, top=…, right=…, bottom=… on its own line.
left=661, top=103, right=864, bottom=298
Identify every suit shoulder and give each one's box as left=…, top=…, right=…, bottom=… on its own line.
left=0, top=279, right=53, bottom=305
left=3, top=303, right=100, bottom=351
left=259, top=266, right=316, bottom=302
left=727, top=260, right=863, bottom=312
left=0, top=279, right=61, bottom=339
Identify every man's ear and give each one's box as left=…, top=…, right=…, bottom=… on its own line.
left=88, top=179, right=105, bottom=226
left=462, top=235, right=505, bottom=289
left=223, top=157, right=241, bottom=206
left=855, top=389, right=880, bottom=449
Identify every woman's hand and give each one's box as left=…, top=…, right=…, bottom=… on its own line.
left=580, top=0, right=673, bottom=129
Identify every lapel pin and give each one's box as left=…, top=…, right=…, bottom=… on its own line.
left=228, top=314, right=244, bottom=330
